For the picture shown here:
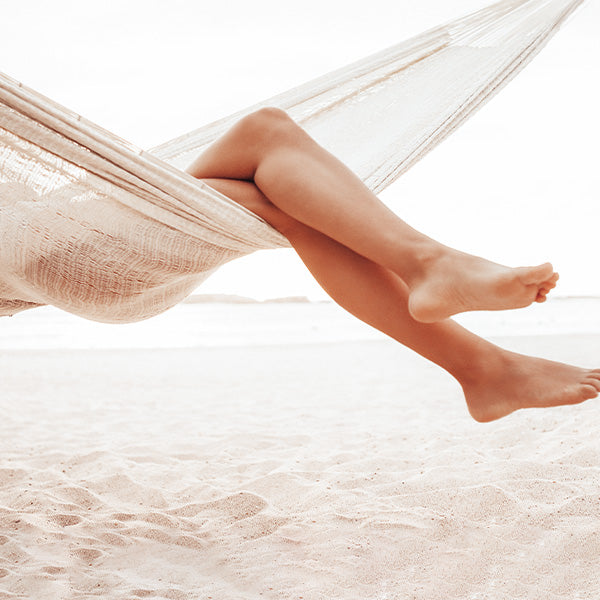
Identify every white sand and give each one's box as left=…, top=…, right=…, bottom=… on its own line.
left=1, top=335, right=599, bottom=599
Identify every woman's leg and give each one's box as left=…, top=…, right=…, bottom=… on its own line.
left=199, top=177, right=600, bottom=422
left=187, top=108, right=558, bottom=323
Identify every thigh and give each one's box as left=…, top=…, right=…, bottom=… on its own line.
left=199, top=177, right=297, bottom=236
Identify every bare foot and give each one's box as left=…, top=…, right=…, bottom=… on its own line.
left=460, top=350, right=600, bottom=423
left=408, top=249, right=558, bottom=323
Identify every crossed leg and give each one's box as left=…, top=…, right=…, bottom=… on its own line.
left=187, top=108, right=559, bottom=323
left=190, top=176, right=600, bottom=422
left=185, top=108, right=600, bottom=420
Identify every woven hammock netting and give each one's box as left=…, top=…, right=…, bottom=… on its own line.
left=0, top=0, right=583, bottom=323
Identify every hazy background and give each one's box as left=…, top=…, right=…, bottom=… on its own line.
left=2, top=0, right=598, bottom=301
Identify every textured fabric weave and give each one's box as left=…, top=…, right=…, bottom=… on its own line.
left=0, top=0, right=582, bottom=322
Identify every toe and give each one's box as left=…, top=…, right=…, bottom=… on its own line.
left=580, top=384, right=599, bottom=400
left=584, top=378, right=600, bottom=392
left=541, top=274, right=558, bottom=286
left=520, top=263, right=554, bottom=285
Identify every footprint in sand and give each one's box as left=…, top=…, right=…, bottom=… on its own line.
left=228, top=514, right=290, bottom=540
left=141, top=512, right=177, bottom=528
left=169, top=491, right=268, bottom=521
left=56, top=486, right=102, bottom=510
left=204, top=491, right=268, bottom=520
left=174, top=535, right=209, bottom=550
left=98, top=532, right=128, bottom=546
left=71, top=548, right=103, bottom=561
left=111, top=513, right=136, bottom=522
left=123, top=527, right=172, bottom=545
left=41, top=566, right=66, bottom=575
left=50, top=514, right=81, bottom=527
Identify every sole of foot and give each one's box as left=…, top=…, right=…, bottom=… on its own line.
left=460, top=351, right=600, bottom=423
left=408, top=252, right=558, bottom=323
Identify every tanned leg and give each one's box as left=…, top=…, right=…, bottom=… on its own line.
left=197, top=177, right=600, bottom=422
left=187, top=108, right=559, bottom=323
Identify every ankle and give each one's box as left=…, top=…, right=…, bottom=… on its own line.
left=452, top=343, right=511, bottom=387
left=400, top=239, right=446, bottom=287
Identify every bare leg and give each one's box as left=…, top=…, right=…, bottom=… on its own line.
left=187, top=108, right=559, bottom=323
left=198, top=177, right=600, bottom=422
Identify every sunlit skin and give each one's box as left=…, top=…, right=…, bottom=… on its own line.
left=186, top=108, right=600, bottom=422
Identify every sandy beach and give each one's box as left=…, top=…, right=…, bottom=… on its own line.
left=1, top=0, right=598, bottom=594
left=1, top=326, right=599, bottom=599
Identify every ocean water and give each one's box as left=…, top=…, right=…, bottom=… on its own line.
left=0, top=297, right=599, bottom=350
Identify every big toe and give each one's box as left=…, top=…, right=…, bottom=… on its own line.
left=519, top=262, right=555, bottom=285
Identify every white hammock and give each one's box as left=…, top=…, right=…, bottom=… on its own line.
left=0, top=0, right=583, bottom=323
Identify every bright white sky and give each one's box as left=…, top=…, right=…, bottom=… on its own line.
left=2, top=0, right=598, bottom=300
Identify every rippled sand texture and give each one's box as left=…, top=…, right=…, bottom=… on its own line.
left=1, top=335, right=599, bottom=599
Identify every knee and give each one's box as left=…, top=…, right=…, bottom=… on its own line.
left=245, top=107, right=293, bottom=128
left=235, top=107, right=300, bottom=146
